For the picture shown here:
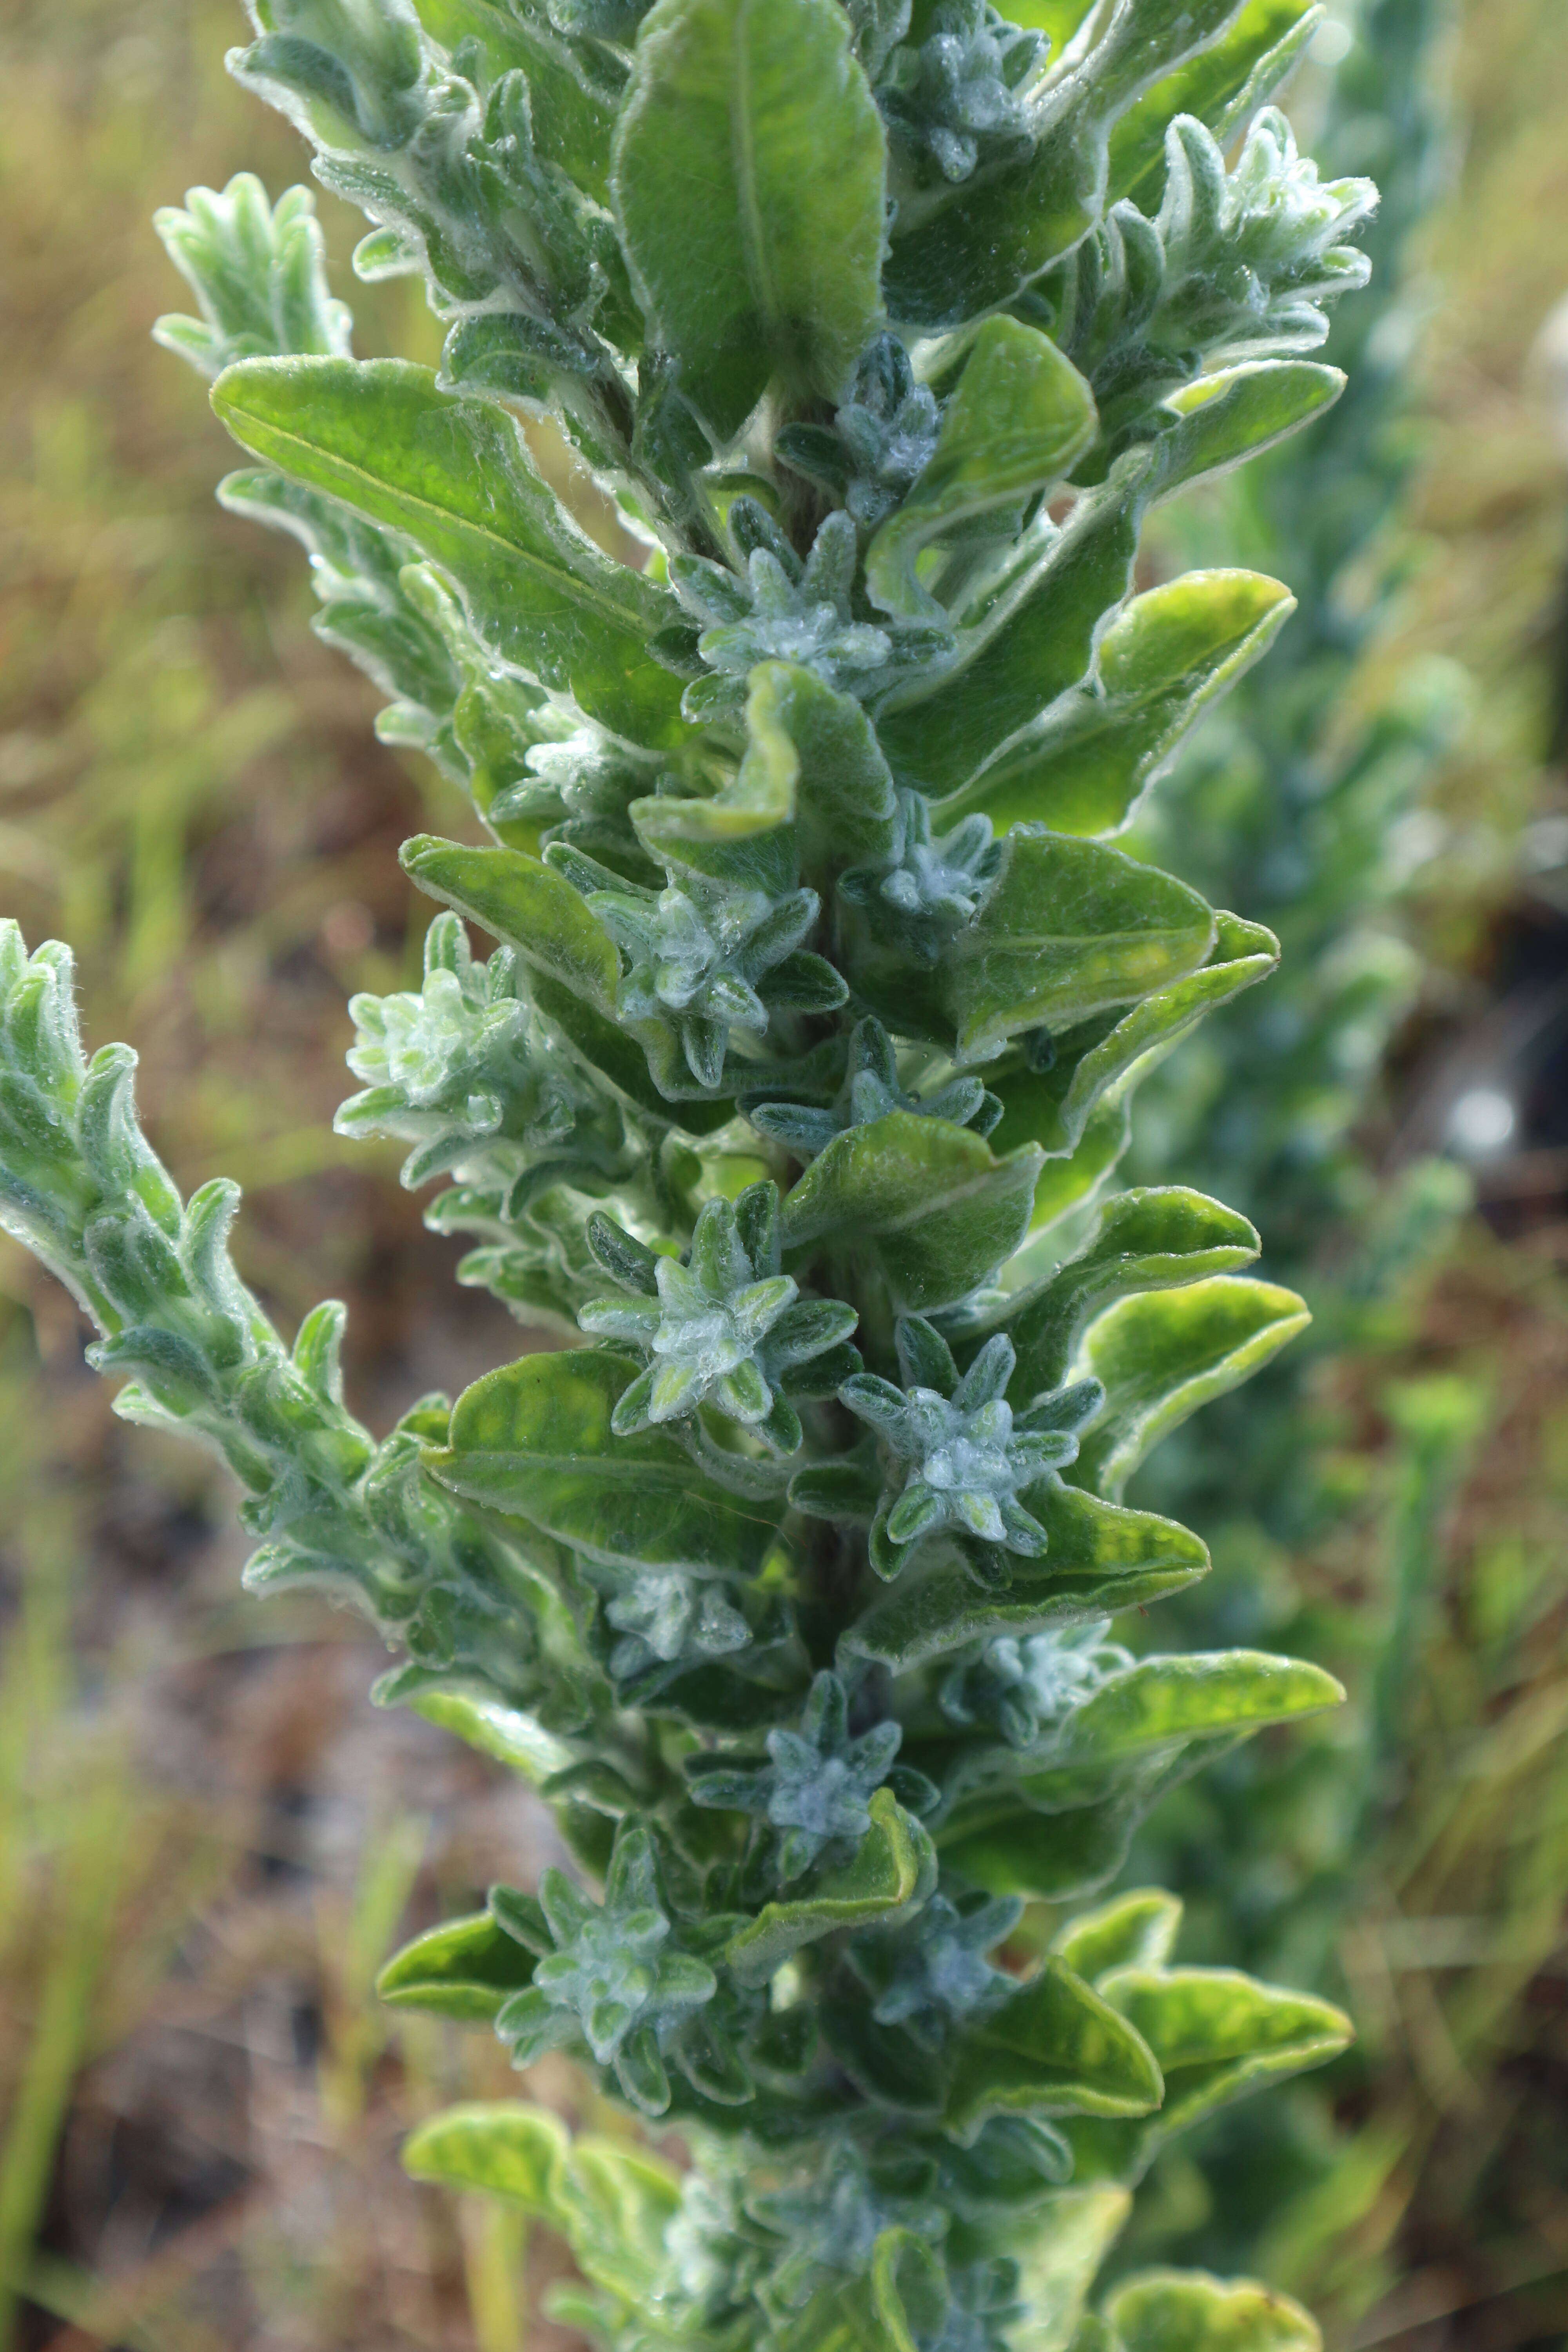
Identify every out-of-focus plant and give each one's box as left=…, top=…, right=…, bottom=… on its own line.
left=0, top=0, right=1399, bottom=2340
left=1131, top=0, right=1464, bottom=1259
left=1102, top=0, right=1568, bottom=2322
left=1123, top=0, right=1468, bottom=1947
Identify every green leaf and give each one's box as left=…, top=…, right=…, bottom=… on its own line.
left=407, top=2102, right=682, bottom=2304
left=844, top=1483, right=1208, bottom=1675
left=875, top=457, right=1148, bottom=797
left=1009, top=2185, right=1134, bottom=2352
left=941, top=572, right=1294, bottom=837
left=876, top=367, right=1342, bottom=799
left=376, top=1910, right=537, bottom=2020
left=945, top=1957, right=1163, bottom=2138
left=940, top=1654, right=1339, bottom=1903
left=401, top=837, right=621, bottom=1014
left=1020, top=1095, right=1136, bottom=1243
left=405, top=1690, right=577, bottom=1785
left=430, top=1349, right=784, bottom=1577
left=882, top=0, right=1255, bottom=322
left=211, top=358, right=689, bottom=744
left=990, top=1187, right=1261, bottom=1403
left=775, top=2232, right=948, bottom=2352
left=1160, top=361, right=1345, bottom=493
left=1100, top=2269, right=1322, bottom=2352
left=1097, top=1967, right=1352, bottom=2145
left=1074, top=1276, right=1311, bottom=1498
left=941, top=1793, right=1147, bottom=1904
left=871, top=2230, right=949, bottom=2352
left=865, top=320, right=1097, bottom=621
left=1051, top=1890, right=1184, bottom=1985
left=612, top=0, right=886, bottom=439
left=631, top=670, right=799, bottom=853
left=419, top=2, right=623, bottom=201
left=725, top=1789, right=935, bottom=1983
left=551, top=2136, right=688, bottom=2302
left=746, top=661, right=901, bottom=881
left=986, top=913, right=1279, bottom=1196
left=941, top=833, right=1216, bottom=1063
left=1036, top=1653, right=1344, bottom=1789
left=403, top=2100, right=570, bottom=2208
left=1107, top=0, right=1321, bottom=205
left=779, top=1112, right=1044, bottom=1313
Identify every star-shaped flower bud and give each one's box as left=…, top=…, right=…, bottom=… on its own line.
left=602, top=1566, right=751, bottom=1685
left=664, top=501, right=953, bottom=722
left=669, top=506, right=891, bottom=716
left=578, top=1184, right=859, bottom=1454
left=684, top=1670, right=931, bottom=1882
left=840, top=793, right=1001, bottom=963
left=747, top=2139, right=949, bottom=2310
left=776, top=335, right=942, bottom=531
left=490, top=1826, right=716, bottom=2115
left=848, top=1891, right=1023, bottom=2049
left=938, top=1618, right=1135, bottom=1748
left=336, top=912, right=594, bottom=1188
left=746, top=1015, right=1002, bottom=1160
left=487, top=731, right=664, bottom=889
left=550, top=843, right=844, bottom=1093
left=840, top=1317, right=1105, bottom=1582
left=881, top=0, right=1047, bottom=185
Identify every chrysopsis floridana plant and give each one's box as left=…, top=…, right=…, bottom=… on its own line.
left=0, top=2, right=1379, bottom=2343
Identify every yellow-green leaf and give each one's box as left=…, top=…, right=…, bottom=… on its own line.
left=377, top=1911, right=537, bottom=2021
left=1074, top=1276, right=1311, bottom=1497
left=725, top=1789, right=935, bottom=1984
left=845, top=1483, right=1208, bottom=1676
left=989, top=1186, right=1261, bottom=1403
left=1102, top=2268, right=1322, bottom=2352
left=946, top=1958, right=1164, bottom=2138
left=866, top=319, right=1096, bottom=621
left=401, top=835, right=621, bottom=1014
left=781, top=1111, right=1044, bottom=1313
left=1052, top=1891, right=1184, bottom=1986
left=945, top=572, right=1294, bottom=838
left=403, top=2101, right=570, bottom=2210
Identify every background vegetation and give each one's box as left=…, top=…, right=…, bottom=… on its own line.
left=0, top=0, right=1566, bottom=2345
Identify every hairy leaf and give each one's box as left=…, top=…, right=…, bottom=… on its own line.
left=613, top=0, right=886, bottom=437
left=212, top=358, right=688, bottom=743
left=431, top=1348, right=784, bottom=1575
left=726, top=1790, right=935, bottom=1982
left=781, top=1112, right=1044, bottom=1312
left=1075, top=1276, right=1311, bottom=1497
left=377, top=1910, right=537, bottom=2019
left=943, top=572, right=1295, bottom=837
left=866, top=319, right=1097, bottom=622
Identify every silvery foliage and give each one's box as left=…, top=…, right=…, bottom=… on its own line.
left=842, top=1318, right=1105, bottom=1581
left=1037, top=102, right=1376, bottom=453
left=666, top=501, right=955, bottom=720
left=776, top=334, right=944, bottom=530
left=579, top=1184, right=859, bottom=1453
left=880, top=0, right=1047, bottom=185
left=0, top=6, right=1385, bottom=2345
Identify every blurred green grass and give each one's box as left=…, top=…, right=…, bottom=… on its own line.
left=1, top=0, right=1568, bottom=2345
